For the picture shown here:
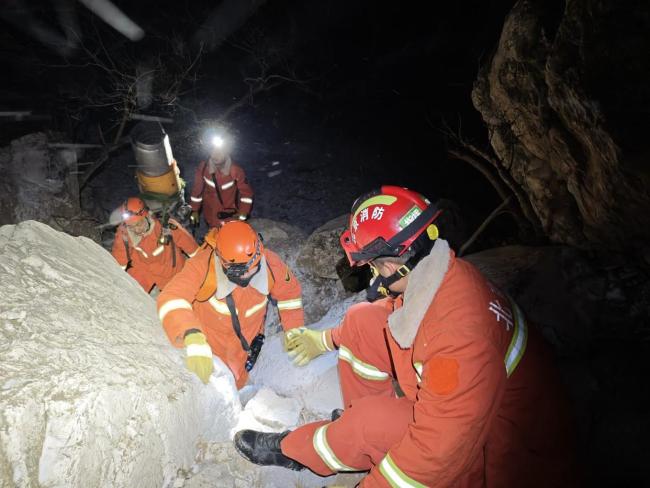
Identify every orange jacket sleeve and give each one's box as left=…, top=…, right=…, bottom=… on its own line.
left=362, top=330, right=507, bottom=487
left=233, top=165, right=254, bottom=216
left=157, top=246, right=210, bottom=347
left=189, top=161, right=206, bottom=212
left=110, top=226, right=129, bottom=270
left=170, top=219, right=199, bottom=257
left=265, top=249, right=304, bottom=330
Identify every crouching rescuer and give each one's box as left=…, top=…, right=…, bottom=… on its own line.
left=157, top=220, right=304, bottom=388
left=111, top=197, right=199, bottom=293
left=233, top=186, right=579, bottom=487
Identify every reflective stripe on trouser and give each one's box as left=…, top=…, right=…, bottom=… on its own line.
left=378, top=453, right=427, bottom=488
left=336, top=302, right=395, bottom=406
left=281, top=395, right=413, bottom=477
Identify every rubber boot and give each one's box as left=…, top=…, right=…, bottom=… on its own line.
left=233, top=430, right=305, bottom=471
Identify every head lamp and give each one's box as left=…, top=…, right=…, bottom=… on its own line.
left=212, top=136, right=225, bottom=148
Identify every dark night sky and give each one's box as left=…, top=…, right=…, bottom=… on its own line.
left=0, top=0, right=518, bottom=238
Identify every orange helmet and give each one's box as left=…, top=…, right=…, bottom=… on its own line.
left=120, top=197, right=149, bottom=224
left=214, top=221, right=263, bottom=277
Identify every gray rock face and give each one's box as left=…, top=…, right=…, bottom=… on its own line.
left=0, top=221, right=241, bottom=488
left=0, top=133, right=101, bottom=242
left=296, top=214, right=348, bottom=280
left=250, top=216, right=353, bottom=324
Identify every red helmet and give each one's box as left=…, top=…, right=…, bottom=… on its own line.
left=120, top=197, right=149, bottom=224
left=340, top=186, right=441, bottom=266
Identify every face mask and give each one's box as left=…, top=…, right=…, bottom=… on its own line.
left=224, top=264, right=260, bottom=287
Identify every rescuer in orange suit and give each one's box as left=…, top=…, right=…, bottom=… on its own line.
left=233, top=186, right=579, bottom=487
left=157, top=220, right=304, bottom=389
left=111, top=197, right=200, bottom=293
left=189, top=129, right=254, bottom=229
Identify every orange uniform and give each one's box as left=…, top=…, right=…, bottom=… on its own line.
left=281, top=239, right=578, bottom=487
left=157, top=246, right=304, bottom=388
left=111, top=217, right=199, bottom=293
left=189, top=158, right=254, bottom=228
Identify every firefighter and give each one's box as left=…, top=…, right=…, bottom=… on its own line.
left=157, top=220, right=304, bottom=389
left=111, top=197, right=199, bottom=293
left=233, top=186, right=579, bottom=487
left=189, top=129, right=254, bottom=229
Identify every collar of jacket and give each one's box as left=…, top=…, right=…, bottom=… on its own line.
left=208, top=156, right=232, bottom=176
left=125, top=215, right=156, bottom=248
left=215, top=254, right=269, bottom=300
left=387, top=238, right=451, bottom=349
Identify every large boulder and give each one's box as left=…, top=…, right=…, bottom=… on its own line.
left=250, top=217, right=353, bottom=324
left=296, top=214, right=348, bottom=280
left=0, top=221, right=241, bottom=488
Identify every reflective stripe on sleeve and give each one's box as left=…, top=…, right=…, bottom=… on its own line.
left=158, top=298, right=193, bottom=322
left=505, top=299, right=528, bottom=377
left=209, top=296, right=231, bottom=316
left=338, top=345, right=390, bottom=381
left=190, top=196, right=203, bottom=202
left=120, top=264, right=128, bottom=270
left=245, top=298, right=268, bottom=318
left=187, top=248, right=199, bottom=258
left=134, top=246, right=148, bottom=258
left=378, top=453, right=427, bottom=488
left=186, top=343, right=212, bottom=358
left=312, top=425, right=359, bottom=472
left=221, top=181, right=235, bottom=190
left=203, top=177, right=216, bottom=188
left=277, top=298, right=302, bottom=311
left=240, top=197, right=253, bottom=204
left=152, top=245, right=165, bottom=257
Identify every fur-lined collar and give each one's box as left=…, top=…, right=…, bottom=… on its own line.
left=215, top=255, right=269, bottom=299
left=387, top=239, right=451, bottom=348
left=208, top=156, right=232, bottom=176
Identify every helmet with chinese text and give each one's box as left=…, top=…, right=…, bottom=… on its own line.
left=340, top=186, right=441, bottom=267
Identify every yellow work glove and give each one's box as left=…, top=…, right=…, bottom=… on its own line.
left=190, top=211, right=200, bottom=227
left=183, top=331, right=213, bottom=384
left=284, top=327, right=334, bottom=367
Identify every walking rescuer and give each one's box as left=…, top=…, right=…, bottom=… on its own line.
left=189, top=128, right=254, bottom=229
left=157, top=221, right=304, bottom=389
left=234, top=186, right=579, bottom=487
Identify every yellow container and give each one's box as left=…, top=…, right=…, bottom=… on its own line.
left=136, top=161, right=180, bottom=197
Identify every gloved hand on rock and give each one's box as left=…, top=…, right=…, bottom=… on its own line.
left=284, top=327, right=334, bottom=366
left=184, top=331, right=213, bottom=383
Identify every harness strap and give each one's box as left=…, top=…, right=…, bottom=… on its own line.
left=225, top=293, right=250, bottom=352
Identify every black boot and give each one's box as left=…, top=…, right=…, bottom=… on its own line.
left=331, top=408, right=344, bottom=421
left=233, top=430, right=305, bottom=471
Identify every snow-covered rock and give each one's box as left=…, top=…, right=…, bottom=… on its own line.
left=0, top=221, right=241, bottom=488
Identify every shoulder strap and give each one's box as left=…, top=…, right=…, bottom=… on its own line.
left=225, top=293, right=250, bottom=352
left=211, top=172, right=225, bottom=205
